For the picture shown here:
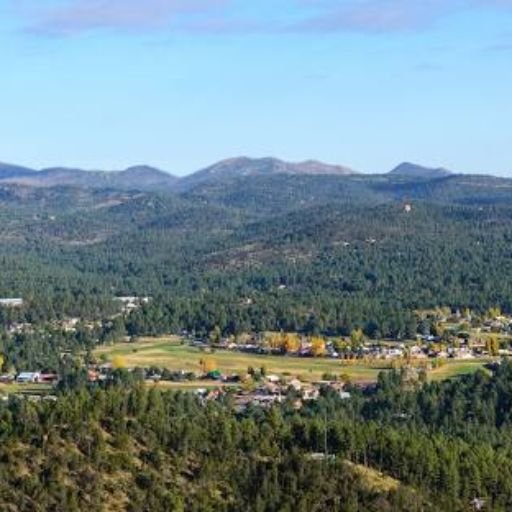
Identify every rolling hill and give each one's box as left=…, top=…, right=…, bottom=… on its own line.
left=388, top=162, right=454, bottom=179
left=0, top=156, right=358, bottom=193
left=0, top=164, right=178, bottom=192
left=176, top=156, right=357, bottom=191
left=0, top=161, right=37, bottom=179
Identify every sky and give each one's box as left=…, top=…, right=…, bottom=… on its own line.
left=0, top=0, right=511, bottom=176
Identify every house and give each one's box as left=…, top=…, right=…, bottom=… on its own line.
left=384, top=348, right=404, bottom=359
left=410, top=346, right=428, bottom=359
left=206, top=389, right=223, bottom=401
left=288, top=378, right=302, bottom=391
left=470, top=498, right=485, bottom=511
left=16, top=372, right=41, bottom=384
left=114, top=296, right=151, bottom=313
left=61, top=318, right=80, bottom=332
left=253, top=395, right=283, bottom=408
left=40, top=373, right=59, bottom=383
left=0, top=298, right=23, bottom=308
left=115, top=296, right=151, bottom=304
left=99, top=362, right=113, bottom=372
left=303, top=387, right=320, bottom=401
left=410, top=345, right=423, bottom=355
left=87, top=369, right=99, bottom=382
left=263, top=382, right=281, bottom=395
left=450, top=347, right=475, bottom=359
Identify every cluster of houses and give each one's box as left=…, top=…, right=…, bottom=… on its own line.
left=0, top=371, right=58, bottom=384
left=2, top=295, right=150, bottom=335
left=195, top=374, right=351, bottom=412
left=81, top=361, right=355, bottom=412
left=0, top=361, right=353, bottom=414
left=197, top=336, right=502, bottom=362
left=192, top=311, right=512, bottom=362
left=114, top=296, right=151, bottom=314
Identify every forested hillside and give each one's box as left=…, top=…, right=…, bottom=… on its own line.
left=3, top=361, right=512, bottom=510
left=0, top=165, right=511, bottom=510
left=1, top=169, right=512, bottom=339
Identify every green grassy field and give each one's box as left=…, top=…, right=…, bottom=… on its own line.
left=95, top=337, right=490, bottom=384
left=96, top=337, right=384, bottom=382
left=428, top=359, right=490, bottom=380
left=0, top=383, right=53, bottom=396
left=145, top=380, right=238, bottom=390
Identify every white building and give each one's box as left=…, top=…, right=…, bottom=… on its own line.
left=0, top=298, right=24, bottom=308
left=16, top=372, right=41, bottom=384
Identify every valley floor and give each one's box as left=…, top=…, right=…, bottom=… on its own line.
left=94, top=336, right=490, bottom=385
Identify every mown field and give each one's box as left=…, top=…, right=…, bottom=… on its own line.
left=94, top=337, right=490, bottom=384
left=0, top=383, right=53, bottom=396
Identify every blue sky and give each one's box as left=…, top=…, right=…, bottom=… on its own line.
left=0, top=0, right=511, bottom=176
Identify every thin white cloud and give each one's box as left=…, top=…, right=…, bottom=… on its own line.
left=13, top=0, right=512, bottom=36
left=23, top=0, right=230, bottom=35
left=294, top=0, right=466, bottom=33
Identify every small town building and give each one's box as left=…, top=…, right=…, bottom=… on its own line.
left=16, top=372, right=41, bottom=383
left=0, top=298, right=24, bottom=308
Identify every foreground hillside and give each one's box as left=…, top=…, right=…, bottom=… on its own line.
left=3, top=362, right=512, bottom=511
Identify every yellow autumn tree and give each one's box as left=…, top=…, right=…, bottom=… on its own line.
left=112, top=355, right=127, bottom=370
left=486, top=335, right=500, bottom=356
left=283, top=333, right=300, bottom=353
left=310, top=337, right=326, bottom=357
left=266, top=332, right=282, bottom=350
left=487, top=306, right=501, bottom=320
left=199, top=357, right=217, bottom=373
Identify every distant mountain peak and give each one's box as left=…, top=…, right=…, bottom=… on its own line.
left=389, top=162, right=453, bottom=179
left=177, top=156, right=357, bottom=191
left=118, top=165, right=178, bottom=188
left=123, top=165, right=170, bottom=175
left=291, top=159, right=356, bottom=175
left=0, top=162, right=36, bottom=179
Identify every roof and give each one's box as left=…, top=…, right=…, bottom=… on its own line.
left=17, top=372, right=40, bottom=378
left=0, top=298, right=23, bottom=306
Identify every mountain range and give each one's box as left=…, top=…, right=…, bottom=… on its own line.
left=0, top=151, right=511, bottom=341
left=0, top=157, right=460, bottom=193
left=0, top=162, right=177, bottom=193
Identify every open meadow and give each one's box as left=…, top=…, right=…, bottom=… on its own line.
left=94, top=337, right=490, bottom=384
